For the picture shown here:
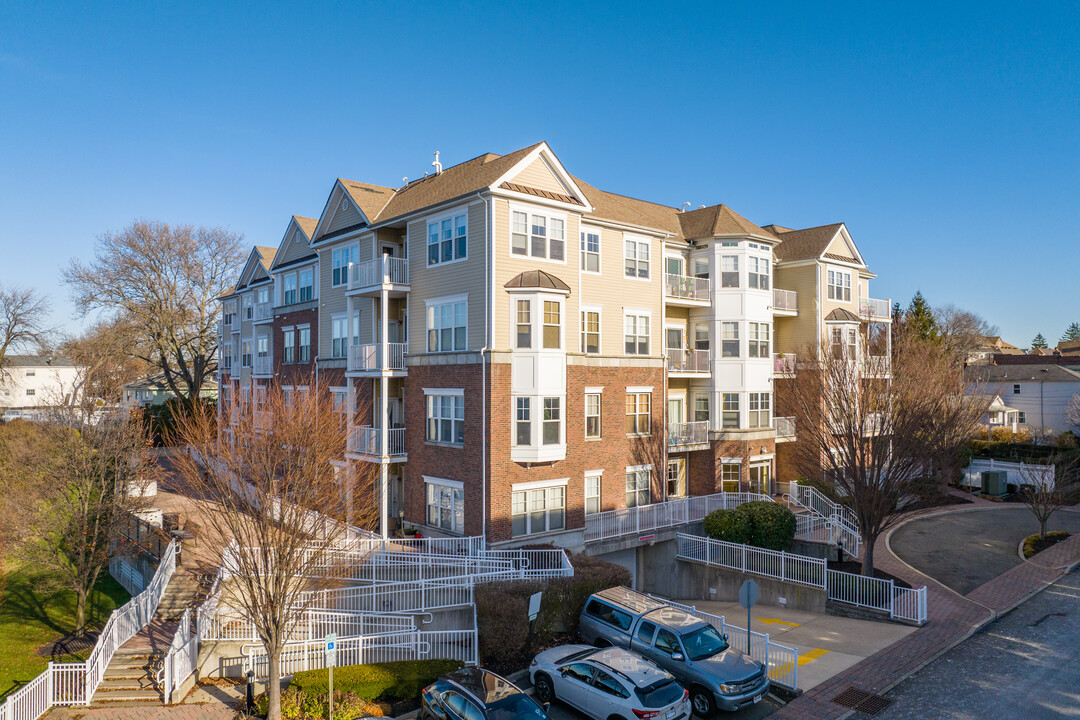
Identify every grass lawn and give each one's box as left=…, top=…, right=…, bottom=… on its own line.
left=0, top=560, right=130, bottom=698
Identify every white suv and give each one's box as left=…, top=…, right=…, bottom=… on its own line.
left=530, top=645, right=690, bottom=720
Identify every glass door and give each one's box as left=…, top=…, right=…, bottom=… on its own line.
left=749, top=463, right=771, bottom=495
left=666, top=458, right=686, bottom=498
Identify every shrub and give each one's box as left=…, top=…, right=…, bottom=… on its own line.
left=702, top=509, right=751, bottom=544
left=254, top=687, right=384, bottom=720
left=737, top=501, right=797, bottom=551
left=290, top=659, right=464, bottom=702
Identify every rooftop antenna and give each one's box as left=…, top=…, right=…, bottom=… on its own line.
left=432, top=150, right=442, bottom=175
left=681, top=202, right=691, bottom=212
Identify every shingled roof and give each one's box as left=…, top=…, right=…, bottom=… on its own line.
left=771, top=223, right=847, bottom=262
left=678, top=204, right=774, bottom=241
left=293, top=215, right=318, bottom=240
left=503, top=269, right=571, bottom=292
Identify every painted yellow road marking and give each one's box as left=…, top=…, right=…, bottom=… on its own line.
left=767, top=648, right=829, bottom=682
left=759, top=618, right=801, bottom=627
left=798, top=648, right=830, bottom=666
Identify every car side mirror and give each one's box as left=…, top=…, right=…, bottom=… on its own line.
left=559, top=668, right=568, bottom=677
left=671, top=653, right=685, bottom=662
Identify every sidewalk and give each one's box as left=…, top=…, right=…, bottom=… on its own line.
left=769, top=507, right=1080, bottom=720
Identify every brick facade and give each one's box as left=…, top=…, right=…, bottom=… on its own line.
left=273, top=306, right=318, bottom=386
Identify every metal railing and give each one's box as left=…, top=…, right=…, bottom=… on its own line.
left=347, top=426, right=406, bottom=457
left=794, top=514, right=860, bottom=558
left=790, top=482, right=860, bottom=535
left=667, top=349, right=710, bottom=373
left=348, top=342, right=408, bottom=372
left=158, top=608, right=197, bottom=703
left=349, top=256, right=409, bottom=290
left=773, top=416, right=796, bottom=439
left=773, top=288, right=798, bottom=312
left=863, top=355, right=890, bottom=376
left=859, top=297, right=891, bottom=319
left=253, top=355, right=273, bottom=376
left=254, top=301, right=274, bottom=322
left=584, top=492, right=773, bottom=542
left=299, top=576, right=476, bottom=616
left=664, top=273, right=710, bottom=302
left=668, top=420, right=709, bottom=448
left=773, top=353, right=796, bottom=375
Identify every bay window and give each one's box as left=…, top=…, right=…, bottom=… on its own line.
left=721, top=255, right=739, bottom=287
left=515, top=398, right=531, bottom=446
left=749, top=256, right=770, bottom=289
left=748, top=392, right=770, bottom=428
left=722, top=393, right=739, bottom=429
left=516, top=300, right=531, bottom=349
left=749, top=322, right=770, bottom=358
left=543, top=301, right=561, bottom=349
left=543, top=397, right=561, bottom=445
left=722, top=322, right=740, bottom=357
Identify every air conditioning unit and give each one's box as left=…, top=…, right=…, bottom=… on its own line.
left=981, top=471, right=1008, bottom=497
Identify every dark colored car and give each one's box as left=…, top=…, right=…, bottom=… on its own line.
left=421, top=667, right=551, bottom=720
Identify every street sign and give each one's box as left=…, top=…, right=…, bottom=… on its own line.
left=325, top=633, right=337, bottom=667
left=528, top=591, right=543, bottom=621
left=738, top=579, right=760, bottom=610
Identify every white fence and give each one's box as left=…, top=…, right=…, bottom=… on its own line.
left=962, top=458, right=1054, bottom=488
left=676, top=534, right=927, bottom=624
left=584, top=492, right=773, bottom=543
left=299, top=576, right=476, bottom=615
left=794, top=514, right=860, bottom=559
left=109, top=555, right=145, bottom=596
left=158, top=608, right=198, bottom=703
left=647, top=596, right=798, bottom=691
left=667, top=349, right=710, bottom=373
left=772, top=288, right=798, bottom=312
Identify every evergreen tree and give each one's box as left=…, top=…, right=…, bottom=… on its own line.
left=904, top=291, right=940, bottom=342
left=1031, top=333, right=1049, bottom=349
left=1062, top=322, right=1080, bottom=343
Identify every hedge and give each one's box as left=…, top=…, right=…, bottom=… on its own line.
left=290, top=659, right=464, bottom=702
left=701, top=509, right=751, bottom=544
left=702, top=501, right=796, bottom=551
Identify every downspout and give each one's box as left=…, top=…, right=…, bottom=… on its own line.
left=477, top=190, right=492, bottom=543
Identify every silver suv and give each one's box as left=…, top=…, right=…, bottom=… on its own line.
left=578, top=588, right=769, bottom=715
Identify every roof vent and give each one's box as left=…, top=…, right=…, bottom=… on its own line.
left=432, top=151, right=442, bottom=175
left=680, top=202, right=691, bottom=213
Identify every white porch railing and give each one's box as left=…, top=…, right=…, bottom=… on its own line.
left=772, top=288, right=798, bottom=312
left=584, top=492, right=773, bottom=543
left=349, top=256, right=409, bottom=290
left=863, top=355, right=890, bottom=376
left=254, top=301, right=274, bottom=322
left=794, top=514, right=860, bottom=558
left=962, top=458, right=1054, bottom=488
left=348, top=342, right=408, bottom=372
left=859, top=297, right=891, bottom=320
left=158, top=608, right=198, bottom=703
left=668, top=420, right=709, bottom=448
left=347, top=426, right=406, bottom=457
left=773, top=416, right=796, bottom=439
left=664, top=273, right=710, bottom=302
left=773, top=353, right=796, bottom=375
left=253, top=355, right=273, bottom=376
left=667, top=349, right=710, bottom=373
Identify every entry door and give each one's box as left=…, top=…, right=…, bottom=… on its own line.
left=390, top=474, right=403, bottom=520
left=667, top=396, right=684, bottom=424
left=749, top=463, right=771, bottom=495
left=667, top=458, right=686, bottom=498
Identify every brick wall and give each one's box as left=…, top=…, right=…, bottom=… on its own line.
left=273, top=306, right=318, bottom=386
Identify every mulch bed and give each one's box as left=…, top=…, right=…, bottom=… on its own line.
left=827, top=560, right=912, bottom=589
left=1023, top=531, right=1070, bottom=558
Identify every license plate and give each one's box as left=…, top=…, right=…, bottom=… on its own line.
left=753, top=695, right=762, bottom=704
left=666, top=710, right=676, bottom=719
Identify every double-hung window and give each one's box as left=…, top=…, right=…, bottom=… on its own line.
left=543, top=301, right=561, bottom=349
left=242, top=294, right=253, bottom=319
left=283, top=274, right=297, bottom=305
left=748, top=392, right=770, bottom=428
left=581, top=228, right=600, bottom=272
left=722, top=322, right=740, bottom=357
left=722, top=393, right=739, bottom=429
left=581, top=310, right=600, bottom=354
left=298, top=327, right=311, bottom=362
left=543, top=397, right=562, bottom=445
left=748, top=322, right=770, bottom=358
left=626, top=392, right=651, bottom=435
left=721, top=255, right=739, bottom=287
left=511, top=210, right=564, bottom=260
left=298, top=268, right=314, bottom=302
left=427, top=298, right=467, bottom=352
left=585, top=473, right=601, bottom=515
left=426, top=393, right=465, bottom=446
left=516, top=300, right=532, bottom=349
left=332, top=247, right=357, bottom=286
left=827, top=269, right=852, bottom=301
left=624, top=237, right=650, bottom=278
left=426, top=479, right=465, bottom=534
left=624, top=313, right=649, bottom=355
left=428, top=213, right=467, bottom=265
left=256, top=335, right=269, bottom=359
left=331, top=315, right=348, bottom=358
left=515, top=398, right=531, bottom=446
left=720, top=464, right=740, bottom=492
left=585, top=393, right=601, bottom=438
left=694, top=395, right=710, bottom=423
left=625, top=467, right=651, bottom=508
left=512, top=484, right=565, bottom=536
left=749, top=256, right=770, bottom=289
left=256, top=285, right=269, bottom=305
left=241, top=340, right=252, bottom=368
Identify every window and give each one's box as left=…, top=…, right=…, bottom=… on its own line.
left=426, top=480, right=464, bottom=534
left=563, top=663, right=596, bottom=685
left=625, top=467, right=651, bottom=508
left=298, top=269, right=313, bottom=302
left=585, top=473, right=601, bottom=515
left=722, top=393, right=739, bottom=429
left=626, top=392, right=651, bottom=435
left=427, top=299, right=467, bottom=352
left=282, top=275, right=297, bottom=305
left=654, top=629, right=680, bottom=655
left=332, top=390, right=347, bottom=415
left=511, top=210, right=564, bottom=260
left=1013, top=384, right=1021, bottom=395
left=427, top=393, right=464, bottom=445
left=511, top=211, right=528, bottom=256
left=256, top=285, right=269, bottom=304
left=1018, top=411, right=1027, bottom=424
left=721, top=463, right=740, bottom=492
left=694, top=395, right=710, bottom=423
left=748, top=256, right=769, bottom=289
left=332, top=246, right=357, bottom=286
left=331, top=315, right=348, bottom=358
left=242, top=294, right=253, bottom=319
left=624, top=313, right=650, bottom=355
left=581, top=229, right=600, bottom=272
left=693, top=258, right=710, bottom=279
left=512, top=485, right=565, bottom=536
left=584, top=600, right=633, bottom=631
left=694, top=325, right=710, bottom=350
left=298, top=327, right=311, bottom=362
left=748, top=392, right=770, bottom=428
left=515, top=398, right=531, bottom=445
left=667, top=459, right=685, bottom=497
left=721, top=255, right=739, bottom=287
left=550, top=218, right=565, bottom=260
left=722, top=322, right=740, bottom=357
left=636, top=621, right=657, bottom=644
left=242, top=340, right=253, bottom=367
left=581, top=310, right=600, bottom=354
left=256, top=335, right=269, bottom=358
left=282, top=329, right=295, bottom=363
left=749, top=322, right=770, bottom=358
left=428, top=213, right=467, bottom=265
left=827, top=269, right=852, bottom=301
left=593, top=671, right=628, bottom=699
left=25, top=388, right=35, bottom=396
left=543, top=301, right=561, bottom=349
left=516, top=300, right=531, bottom=349
left=624, top=237, right=650, bottom=278
left=585, top=393, right=601, bottom=438
left=543, top=397, right=561, bottom=444
left=666, top=256, right=683, bottom=276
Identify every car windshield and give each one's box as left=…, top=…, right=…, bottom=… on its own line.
left=635, top=679, right=684, bottom=708
left=681, top=626, right=729, bottom=660
left=487, top=693, right=548, bottom=720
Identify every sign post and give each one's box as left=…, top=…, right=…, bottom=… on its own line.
left=524, top=591, right=543, bottom=659
left=738, top=580, right=759, bottom=652
left=325, top=633, right=337, bottom=719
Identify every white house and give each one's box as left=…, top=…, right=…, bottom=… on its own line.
left=0, top=355, right=84, bottom=413
left=967, top=364, right=1080, bottom=437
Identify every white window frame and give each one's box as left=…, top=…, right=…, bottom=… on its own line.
left=282, top=327, right=295, bottom=364
left=298, top=267, right=314, bottom=302
left=584, top=471, right=602, bottom=515
left=509, top=205, right=567, bottom=263
left=282, top=273, right=297, bottom=306
left=515, top=298, right=532, bottom=349
left=625, top=465, right=652, bottom=508
left=748, top=256, right=770, bottom=290
left=721, top=255, right=739, bottom=288
left=426, top=295, right=468, bottom=353
left=626, top=391, right=651, bottom=436
left=511, top=480, right=567, bottom=537
left=542, top=396, right=562, bottom=445
left=424, top=476, right=465, bottom=534
left=581, top=306, right=601, bottom=354
left=722, top=322, right=740, bottom=358
left=542, top=298, right=563, bottom=350
left=425, top=389, right=465, bottom=446
left=624, top=310, right=651, bottom=356
left=624, top=235, right=651, bottom=280
left=827, top=268, right=852, bottom=302
left=332, top=245, right=358, bottom=287
left=748, top=392, right=771, bottom=429
left=514, top=396, right=532, bottom=447
left=585, top=392, right=602, bottom=439
left=331, top=314, right=348, bottom=358
left=722, top=392, right=740, bottom=429
left=748, top=322, right=770, bottom=358
left=297, top=325, right=311, bottom=363
left=427, top=210, right=468, bottom=267
left=581, top=226, right=601, bottom=274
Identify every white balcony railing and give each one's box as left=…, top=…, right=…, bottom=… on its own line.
left=859, top=297, right=891, bottom=320
left=667, top=348, right=710, bottom=373
left=773, top=288, right=798, bottom=312
left=863, top=355, right=890, bottom=376
left=347, top=343, right=408, bottom=372
left=253, top=355, right=273, bottom=376
left=349, top=256, right=409, bottom=290
left=773, top=353, right=796, bottom=375
left=774, top=416, right=796, bottom=438
left=664, top=273, right=710, bottom=302
left=348, top=426, right=406, bottom=457
left=668, top=420, right=709, bottom=448
left=254, top=301, right=274, bottom=322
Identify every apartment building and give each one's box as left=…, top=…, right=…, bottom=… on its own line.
left=0, top=355, right=83, bottom=412
left=217, top=142, right=890, bottom=547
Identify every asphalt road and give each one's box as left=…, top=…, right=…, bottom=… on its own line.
left=890, top=506, right=1080, bottom=594
left=542, top=695, right=782, bottom=720
left=872, top=568, right=1080, bottom=720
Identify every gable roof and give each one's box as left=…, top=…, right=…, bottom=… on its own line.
left=2, top=355, right=77, bottom=368
left=678, top=204, right=774, bottom=241
left=255, top=246, right=276, bottom=271
left=968, top=364, right=1080, bottom=384
left=340, top=181, right=395, bottom=222
left=236, top=246, right=276, bottom=289
left=503, top=269, right=572, bottom=292
left=294, top=215, right=317, bottom=240
left=772, top=223, right=847, bottom=261
left=572, top=177, right=682, bottom=237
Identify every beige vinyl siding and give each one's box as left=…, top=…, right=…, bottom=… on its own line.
left=318, top=232, right=371, bottom=357
left=773, top=264, right=819, bottom=354
left=819, top=263, right=858, bottom=324
left=277, top=226, right=313, bottom=266
left=511, top=157, right=570, bottom=194
left=406, top=200, right=487, bottom=353
left=824, top=233, right=856, bottom=261
left=327, top=192, right=364, bottom=233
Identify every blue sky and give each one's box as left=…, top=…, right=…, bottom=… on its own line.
left=1, top=1, right=1077, bottom=346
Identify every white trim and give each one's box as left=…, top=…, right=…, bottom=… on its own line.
left=328, top=386, right=347, bottom=393
left=425, top=293, right=469, bottom=308
left=507, top=202, right=570, bottom=266
left=422, top=387, right=465, bottom=396
left=424, top=206, right=470, bottom=267
left=719, top=457, right=744, bottom=464
left=423, top=475, right=464, bottom=490
left=625, top=464, right=653, bottom=473
left=584, top=469, right=605, bottom=477
left=626, top=386, right=654, bottom=394
left=624, top=307, right=652, bottom=316
left=749, top=454, right=775, bottom=462
left=489, top=142, right=594, bottom=212
left=580, top=224, right=603, bottom=276
left=511, top=477, right=570, bottom=492
left=584, top=386, right=605, bottom=394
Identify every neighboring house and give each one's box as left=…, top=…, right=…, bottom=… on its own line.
left=0, top=355, right=83, bottom=412
left=968, top=336, right=1023, bottom=365
left=121, top=374, right=218, bottom=409
left=216, top=142, right=891, bottom=550
left=967, top=364, right=1080, bottom=436
left=1058, top=340, right=1080, bottom=355
left=971, top=394, right=1021, bottom=433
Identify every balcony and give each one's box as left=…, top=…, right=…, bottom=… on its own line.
left=667, top=349, right=710, bottom=376
left=348, top=256, right=409, bottom=296
left=863, top=355, right=890, bottom=377
left=774, top=416, right=796, bottom=442
left=253, top=355, right=273, bottom=377
left=863, top=413, right=884, bottom=435
left=347, top=343, right=408, bottom=374
left=859, top=297, right=891, bottom=321
left=664, top=273, right=710, bottom=306
left=773, top=288, right=798, bottom=316
left=773, top=353, right=796, bottom=376
left=668, top=421, right=710, bottom=450
left=347, top=426, right=407, bottom=460
left=253, top=301, right=274, bottom=324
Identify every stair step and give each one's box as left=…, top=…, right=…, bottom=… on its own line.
left=96, top=677, right=160, bottom=692
left=90, top=689, right=163, bottom=704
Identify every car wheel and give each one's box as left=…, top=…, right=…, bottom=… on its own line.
left=534, top=673, right=556, bottom=704
left=690, top=687, right=715, bottom=718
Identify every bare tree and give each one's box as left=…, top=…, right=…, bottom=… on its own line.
left=1066, top=394, right=1080, bottom=436
left=0, top=284, right=52, bottom=385
left=61, top=220, right=245, bottom=403
left=59, top=318, right=154, bottom=411
left=1016, top=454, right=1080, bottom=539
left=934, top=303, right=998, bottom=360
left=779, top=328, right=990, bottom=575
left=172, top=380, right=378, bottom=720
